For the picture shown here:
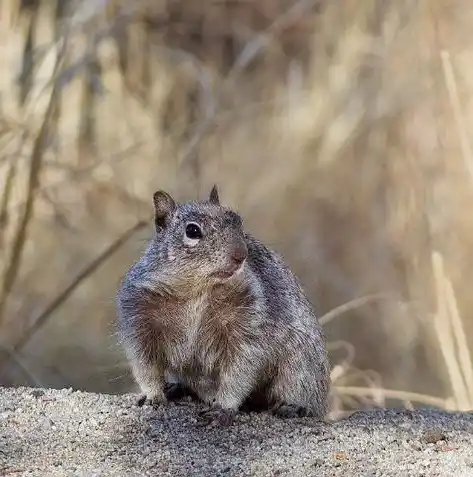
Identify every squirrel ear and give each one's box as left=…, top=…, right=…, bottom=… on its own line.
left=209, top=185, right=220, bottom=205
left=153, top=190, right=176, bottom=229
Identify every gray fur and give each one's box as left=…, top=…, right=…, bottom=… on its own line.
left=116, top=187, right=330, bottom=422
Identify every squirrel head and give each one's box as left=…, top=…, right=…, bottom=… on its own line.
left=150, top=185, right=248, bottom=288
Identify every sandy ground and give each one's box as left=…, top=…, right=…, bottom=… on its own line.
left=1, top=386, right=473, bottom=476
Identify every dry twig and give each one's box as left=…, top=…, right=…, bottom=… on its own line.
left=0, top=220, right=147, bottom=373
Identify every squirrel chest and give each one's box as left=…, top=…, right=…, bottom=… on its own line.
left=148, top=284, right=261, bottom=377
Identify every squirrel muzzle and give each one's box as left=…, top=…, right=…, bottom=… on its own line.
left=212, top=240, right=248, bottom=279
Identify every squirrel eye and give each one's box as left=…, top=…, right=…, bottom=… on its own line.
left=185, top=223, right=203, bottom=240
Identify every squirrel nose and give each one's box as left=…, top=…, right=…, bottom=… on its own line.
left=231, top=243, right=248, bottom=264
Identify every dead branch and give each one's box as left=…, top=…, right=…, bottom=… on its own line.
left=0, top=37, right=67, bottom=327
left=0, top=159, right=18, bottom=249
left=0, top=219, right=147, bottom=374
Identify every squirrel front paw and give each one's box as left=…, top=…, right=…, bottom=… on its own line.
left=163, top=382, right=197, bottom=404
left=271, top=402, right=313, bottom=418
left=196, top=405, right=237, bottom=427
left=136, top=392, right=167, bottom=408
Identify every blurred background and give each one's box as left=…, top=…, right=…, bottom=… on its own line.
left=1, top=0, right=472, bottom=419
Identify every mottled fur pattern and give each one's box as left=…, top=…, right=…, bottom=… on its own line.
left=116, top=186, right=330, bottom=424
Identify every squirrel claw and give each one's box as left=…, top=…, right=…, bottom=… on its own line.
left=197, top=405, right=236, bottom=427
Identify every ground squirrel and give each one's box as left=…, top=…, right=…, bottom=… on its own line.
left=116, top=186, right=330, bottom=425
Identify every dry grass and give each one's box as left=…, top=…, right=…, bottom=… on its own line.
left=0, top=0, right=473, bottom=416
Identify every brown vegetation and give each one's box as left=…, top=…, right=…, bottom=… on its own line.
left=1, top=0, right=472, bottom=419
